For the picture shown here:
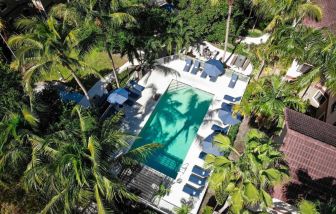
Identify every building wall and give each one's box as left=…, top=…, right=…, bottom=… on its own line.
left=326, top=93, right=336, bottom=125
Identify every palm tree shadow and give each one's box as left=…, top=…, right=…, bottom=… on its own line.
left=283, top=169, right=336, bottom=204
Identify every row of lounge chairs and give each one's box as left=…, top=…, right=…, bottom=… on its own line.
left=182, top=165, right=210, bottom=197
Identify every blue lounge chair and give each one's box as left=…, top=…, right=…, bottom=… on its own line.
left=221, top=102, right=233, bottom=113
left=192, top=165, right=210, bottom=177
left=199, top=151, right=207, bottom=160
left=209, top=76, right=218, bottom=82
left=183, top=59, right=193, bottom=72
left=223, top=95, right=242, bottom=103
left=200, top=71, right=207, bottom=78
left=189, top=174, right=207, bottom=186
left=182, top=184, right=202, bottom=197
left=228, top=73, right=239, bottom=88
left=211, top=124, right=229, bottom=134
left=191, top=61, right=200, bottom=75
left=129, top=80, right=145, bottom=92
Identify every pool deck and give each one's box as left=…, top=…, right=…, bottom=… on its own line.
left=121, top=56, right=250, bottom=213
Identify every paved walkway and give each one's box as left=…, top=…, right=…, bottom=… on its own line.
left=240, top=33, right=270, bottom=45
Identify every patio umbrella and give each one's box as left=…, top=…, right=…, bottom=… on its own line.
left=202, top=133, right=223, bottom=156
left=204, top=59, right=224, bottom=77
left=218, top=109, right=241, bottom=125
left=107, top=88, right=129, bottom=105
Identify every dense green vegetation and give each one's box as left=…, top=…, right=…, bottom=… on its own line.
left=1, top=0, right=336, bottom=213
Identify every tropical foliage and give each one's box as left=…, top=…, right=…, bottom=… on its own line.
left=205, top=130, right=289, bottom=213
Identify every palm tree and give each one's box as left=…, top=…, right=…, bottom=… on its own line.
left=251, top=0, right=322, bottom=32
left=298, top=200, right=319, bottom=214
left=0, top=19, right=16, bottom=59
left=211, top=0, right=234, bottom=62
left=51, top=0, right=138, bottom=88
left=239, top=75, right=307, bottom=129
left=0, top=107, right=38, bottom=184
left=24, top=106, right=159, bottom=213
left=205, top=130, right=289, bottom=213
left=8, top=16, right=95, bottom=102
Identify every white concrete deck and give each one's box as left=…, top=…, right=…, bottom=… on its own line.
left=121, top=57, right=250, bottom=213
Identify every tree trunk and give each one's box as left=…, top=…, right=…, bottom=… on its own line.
left=223, top=2, right=233, bottom=63
left=0, top=32, right=16, bottom=59
left=217, top=199, right=230, bottom=214
left=106, top=48, right=120, bottom=88
left=63, top=63, right=90, bottom=101
left=256, top=60, right=265, bottom=79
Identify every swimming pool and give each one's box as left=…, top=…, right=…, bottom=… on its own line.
left=131, top=81, right=213, bottom=178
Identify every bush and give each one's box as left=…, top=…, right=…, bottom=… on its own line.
left=247, top=29, right=263, bottom=37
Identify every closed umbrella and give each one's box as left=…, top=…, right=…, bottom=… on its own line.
left=218, top=109, right=241, bottom=125
left=107, top=88, right=129, bottom=105
left=204, top=59, right=224, bottom=77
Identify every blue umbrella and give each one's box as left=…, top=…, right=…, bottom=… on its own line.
left=107, top=88, right=129, bottom=105
left=218, top=109, right=241, bottom=125
left=202, top=133, right=223, bottom=156
left=204, top=59, right=224, bottom=77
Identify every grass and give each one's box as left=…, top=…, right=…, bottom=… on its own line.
left=40, top=49, right=128, bottom=90
left=247, top=29, right=263, bottom=38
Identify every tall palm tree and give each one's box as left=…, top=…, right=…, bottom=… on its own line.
left=24, top=106, right=159, bottom=213
left=8, top=16, right=95, bottom=101
left=0, top=19, right=16, bottom=59
left=239, top=75, right=307, bottom=129
left=211, top=0, right=234, bottom=62
left=252, top=0, right=322, bottom=32
left=0, top=107, right=38, bottom=184
left=205, top=130, right=289, bottom=213
left=51, top=0, right=138, bottom=88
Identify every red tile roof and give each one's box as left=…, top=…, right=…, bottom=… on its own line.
left=304, top=0, right=336, bottom=33
left=273, top=109, right=336, bottom=203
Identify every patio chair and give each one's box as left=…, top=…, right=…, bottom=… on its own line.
left=192, top=165, right=210, bottom=177
left=129, top=80, right=145, bottom=92
left=183, top=59, right=193, bottom=72
left=223, top=95, right=242, bottom=103
left=221, top=102, right=233, bottom=112
left=200, top=71, right=207, bottom=78
left=211, top=124, right=229, bottom=134
left=228, top=73, right=239, bottom=88
left=230, top=55, right=238, bottom=66
left=182, top=184, right=202, bottom=197
left=189, top=174, right=207, bottom=186
left=209, top=76, right=218, bottom=82
left=199, top=151, right=207, bottom=160
left=191, top=61, right=200, bottom=75
left=242, top=59, right=250, bottom=70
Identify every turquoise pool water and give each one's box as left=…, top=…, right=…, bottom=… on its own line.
left=131, top=81, right=213, bottom=178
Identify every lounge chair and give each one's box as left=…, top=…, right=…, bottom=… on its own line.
left=209, top=76, right=218, bottom=82
left=228, top=73, right=239, bottom=88
left=191, top=61, right=200, bottom=75
left=211, top=124, right=229, bottom=134
left=199, top=151, right=207, bottom=160
left=189, top=174, right=207, bottom=186
left=242, top=59, right=250, bottom=70
left=230, top=55, right=238, bottom=66
left=200, top=71, right=207, bottom=78
left=183, top=59, right=193, bottom=72
left=223, top=95, right=242, bottom=103
left=183, top=184, right=202, bottom=197
left=129, top=80, right=145, bottom=92
left=192, top=165, right=210, bottom=177
left=221, top=102, right=233, bottom=112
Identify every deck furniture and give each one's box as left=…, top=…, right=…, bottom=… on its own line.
left=200, top=71, right=208, bottom=78
left=221, top=102, right=233, bottom=112
left=228, top=73, right=239, bottom=88
left=191, top=61, right=200, bottom=74
left=192, top=165, right=210, bottom=177
left=129, top=80, right=145, bottom=92
left=182, top=184, right=202, bottom=197
left=242, top=59, right=250, bottom=70
left=199, top=151, right=207, bottom=160
left=189, top=174, right=207, bottom=186
left=183, top=59, right=193, bottom=72
left=209, top=76, right=218, bottom=82
left=211, top=124, right=229, bottom=134
left=230, top=55, right=238, bottom=66
left=223, top=95, right=242, bottom=103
